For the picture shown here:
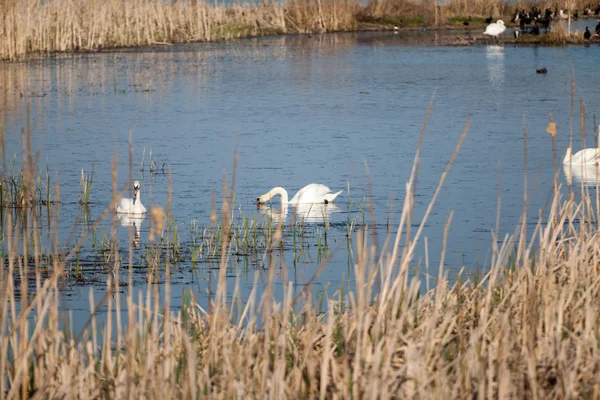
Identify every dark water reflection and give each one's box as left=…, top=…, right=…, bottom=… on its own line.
left=2, top=30, right=600, bottom=331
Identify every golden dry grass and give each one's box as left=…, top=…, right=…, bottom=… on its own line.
left=0, top=0, right=360, bottom=60
left=3, top=95, right=600, bottom=398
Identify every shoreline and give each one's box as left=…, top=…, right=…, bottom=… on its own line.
left=8, top=23, right=599, bottom=62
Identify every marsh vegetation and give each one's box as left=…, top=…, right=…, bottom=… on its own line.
left=2, top=74, right=600, bottom=397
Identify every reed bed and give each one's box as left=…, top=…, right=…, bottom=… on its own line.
left=0, top=0, right=358, bottom=60
left=2, top=93, right=600, bottom=399
left=2, top=0, right=597, bottom=60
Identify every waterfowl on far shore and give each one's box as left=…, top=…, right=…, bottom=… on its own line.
left=483, top=20, right=506, bottom=37
left=584, top=26, right=592, bottom=39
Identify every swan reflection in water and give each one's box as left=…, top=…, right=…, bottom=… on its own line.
left=563, top=163, right=600, bottom=187
left=485, top=45, right=505, bottom=89
left=258, top=203, right=341, bottom=223
left=117, top=214, right=145, bottom=249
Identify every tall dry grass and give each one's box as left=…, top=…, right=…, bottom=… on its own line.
left=0, top=0, right=359, bottom=60
left=2, top=91, right=600, bottom=398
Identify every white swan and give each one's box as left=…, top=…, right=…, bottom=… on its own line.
left=563, top=147, right=600, bottom=166
left=256, top=183, right=342, bottom=205
left=563, top=163, right=600, bottom=186
left=483, top=20, right=506, bottom=37
left=116, top=180, right=147, bottom=214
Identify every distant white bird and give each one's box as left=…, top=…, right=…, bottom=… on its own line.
left=483, top=19, right=506, bottom=37
left=116, top=180, right=147, bottom=214
left=256, top=183, right=342, bottom=205
left=559, top=9, right=568, bottom=19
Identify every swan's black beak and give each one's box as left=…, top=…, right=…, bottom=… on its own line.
left=256, top=198, right=262, bottom=205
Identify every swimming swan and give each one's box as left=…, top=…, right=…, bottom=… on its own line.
left=483, top=20, right=506, bottom=37
left=116, top=180, right=147, bottom=214
left=563, top=163, right=600, bottom=186
left=256, top=183, right=342, bottom=205
left=563, top=147, right=600, bottom=166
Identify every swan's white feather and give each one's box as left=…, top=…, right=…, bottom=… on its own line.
left=258, top=183, right=343, bottom=204
left=483, top=20, right=506, bottom=37
left=564, top=148, right=600, bottom=166
left=116, top=181, right=147, bottom=214
left=116, top=197, right=147, bottom=214
left=117, top=198, right=134, bottom=213
left=289, top=183, right=342, bottom=204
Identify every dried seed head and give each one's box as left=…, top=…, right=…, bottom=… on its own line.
left=546, top=114, right=557, bottom=138
left=210, top=190, right=217, bottom=224
left=150, top=207, right=166, bottom=242
left=546, top=121, right=557, bottom=137
left=273, top=229, right=282, bottom=243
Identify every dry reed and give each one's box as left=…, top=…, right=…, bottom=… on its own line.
left=2, top=0, right=596, bottom=60
left=0, top=0, right=359, bottom=60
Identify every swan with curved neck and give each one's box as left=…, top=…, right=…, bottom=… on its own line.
left=257, top=183, right=342, bottom=205
left=116, top=180, right=147, bottom=214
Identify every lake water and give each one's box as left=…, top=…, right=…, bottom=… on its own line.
left=1, top=26, right=600, bottom=331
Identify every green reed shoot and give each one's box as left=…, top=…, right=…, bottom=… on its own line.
left=140, top=147, right=146, bottom=172
left=149, top=149, right=156, bottom=175
left=45, top=160, right=51, bottom=205
left=322, top=207, right=329, bottom=240
left=79, top=166, right=94, bottom=205
left=75, top=245, right=81, bottom=278
left=172, top=221, right=180, bottom=256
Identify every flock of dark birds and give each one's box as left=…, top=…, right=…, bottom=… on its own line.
left=462, top=3, right=600, bottom=39
left=510, top=3, right=600, bottom=37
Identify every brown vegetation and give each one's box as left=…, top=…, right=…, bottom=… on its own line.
left=0, top=0, right=360, bottom=60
